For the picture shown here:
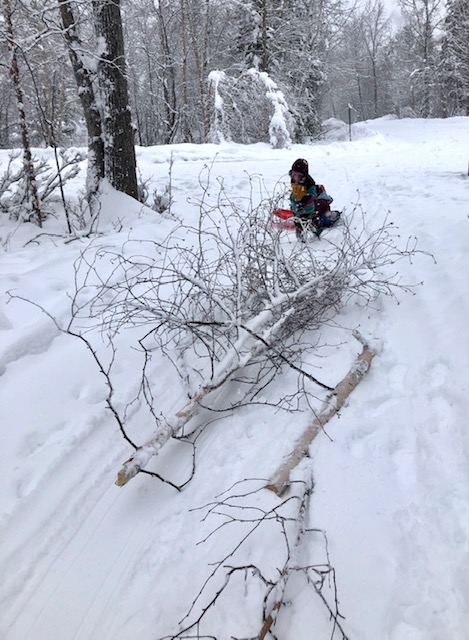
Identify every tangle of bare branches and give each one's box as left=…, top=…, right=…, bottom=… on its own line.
left=9, top=170, right=429, bottom=488
left=158, top=475, right=351, bottom=640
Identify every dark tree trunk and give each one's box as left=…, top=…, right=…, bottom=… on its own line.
left=93, top=0, right=138, bottom=200
left=156, top=0, right=178, bottom=144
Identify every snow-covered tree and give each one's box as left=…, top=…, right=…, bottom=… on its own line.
left=122, top=0, right=226, bottom=145
left=397, top=0, right=445, bottom=117
left=360, top=0, right=392, bottom=118
left=207, top=70, right=231, bottom=144
left=248, top=69, right=292, bottom=148
left=440, top=0, right=469, bottom=116
left=278, top=0, right=348, bottom=138
left=205, top=68, right=294, bottom=146
left=0, top=0, right=83, bottom=148
left=58, top=0, right=105, bottom=199
left=1, top=0, right=42, bottom=225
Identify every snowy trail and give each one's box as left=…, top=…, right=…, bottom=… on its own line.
left=311, top=119, right=469, bottom=639
left=1, top=116, right=469, bottom=639
left=383, top=228, right=469, bottom=640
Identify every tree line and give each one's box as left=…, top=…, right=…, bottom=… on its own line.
left=0, top=0, right=468, bottom=205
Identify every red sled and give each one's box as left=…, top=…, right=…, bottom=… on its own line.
left=272, top=208, right=295, bottom=230
left=273, top=208, right=342, bottom=233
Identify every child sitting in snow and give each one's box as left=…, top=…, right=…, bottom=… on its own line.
left=289, top=158, right=335, bottom=240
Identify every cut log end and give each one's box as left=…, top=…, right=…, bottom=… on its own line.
left=115, top=460, right=141, bottom=487
left=115, top=471, right=129, bottom=487
left=264, top=482, right=288, bottom=496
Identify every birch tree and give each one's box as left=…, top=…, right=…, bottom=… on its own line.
left=1, top=0, right=42, bottom=225
left=58, top=0, right=105, bottom=200
left=96, top=200, right=417, bottom=487
left=52, top=168, right=422, bottom=488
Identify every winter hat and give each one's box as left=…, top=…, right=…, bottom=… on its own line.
left=291, top=158, right=308, bottom=175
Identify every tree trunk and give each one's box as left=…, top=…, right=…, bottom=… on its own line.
left=58, top=0, right=105, bottom=200
left=156, top=0, right=178, bottom=144
left=187, top=0, right=210, bottom=140
left=3, top=0, right=42, bottom=226
left=93, top=0, right=138, bottom=199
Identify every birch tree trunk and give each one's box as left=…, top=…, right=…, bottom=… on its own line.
left=58, top=0, right=105, bottom=200
left=3, top=0, right=42, bottom=226
left=267, top=332, right=376, bottom=496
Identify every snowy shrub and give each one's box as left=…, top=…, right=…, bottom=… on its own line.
left=0, top=149, right=83, bottom=226
left=400, top=106, right=418, bottom=119
left=150, top=184, right=172, bottom=214
left=137, top=160, right=175, bottom=217
left=206, top=68, right=294, bottom=147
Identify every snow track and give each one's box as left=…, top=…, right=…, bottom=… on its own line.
left=311, top=120, right=469, bottom=638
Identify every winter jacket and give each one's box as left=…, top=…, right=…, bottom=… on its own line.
left=289, top=177, right=333, bottom=217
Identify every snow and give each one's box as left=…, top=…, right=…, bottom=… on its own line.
left=251, top=69, right=293, bottom=149
left=1, top=116, right=469, bottom=639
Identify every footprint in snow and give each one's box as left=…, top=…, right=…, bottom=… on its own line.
left=387, top=363, right=408, bottom=394
left=17, top=423, right=66, bottom=459
left=425, top=359, right=449, bottom=389
left=390, top=620, right=425, bottom=640
left=363, top=394, right=400, bottom=419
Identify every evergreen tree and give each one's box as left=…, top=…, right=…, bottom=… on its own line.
left=440, top=0, right=469, bottom=116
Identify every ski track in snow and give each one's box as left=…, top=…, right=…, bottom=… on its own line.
left=1, top=116, right=469, bottom=639
left=312, top=120, right=469, bottom=638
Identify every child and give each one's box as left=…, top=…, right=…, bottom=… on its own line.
left=289, top=158, right=334, bottom=240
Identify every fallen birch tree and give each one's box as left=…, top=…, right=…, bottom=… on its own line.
left=62, top=173, right=423, bottom=488
left=115, top=269, right=352, bottom=487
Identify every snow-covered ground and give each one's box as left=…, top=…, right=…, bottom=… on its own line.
left=1, top=116, right=469, bottom=640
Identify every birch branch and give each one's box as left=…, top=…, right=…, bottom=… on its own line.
left=266, top=331, right=376, bottom=496
left=258, top=473, right=312, bottom=639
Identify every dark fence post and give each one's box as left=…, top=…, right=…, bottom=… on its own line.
left=348, top=104, right=353, bottom=142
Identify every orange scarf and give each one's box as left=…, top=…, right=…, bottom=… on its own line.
left=291, top=182, right=308, bottom=201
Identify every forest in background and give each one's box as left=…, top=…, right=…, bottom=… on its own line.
left=1, top=0, right=468, bottom=152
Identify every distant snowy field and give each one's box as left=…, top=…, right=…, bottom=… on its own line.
left=1, top=116, right=469, bottom=640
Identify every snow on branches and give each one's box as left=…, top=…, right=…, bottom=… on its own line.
left=247, top=69, right=293, bottom=149
left=207, top=68, right=293, bottom=148
left=58, top=168, right=423, bottom=488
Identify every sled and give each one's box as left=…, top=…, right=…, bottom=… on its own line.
left=272, top=208, right=342, bottom=234
left=272, top=208, right=296, bottom=230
